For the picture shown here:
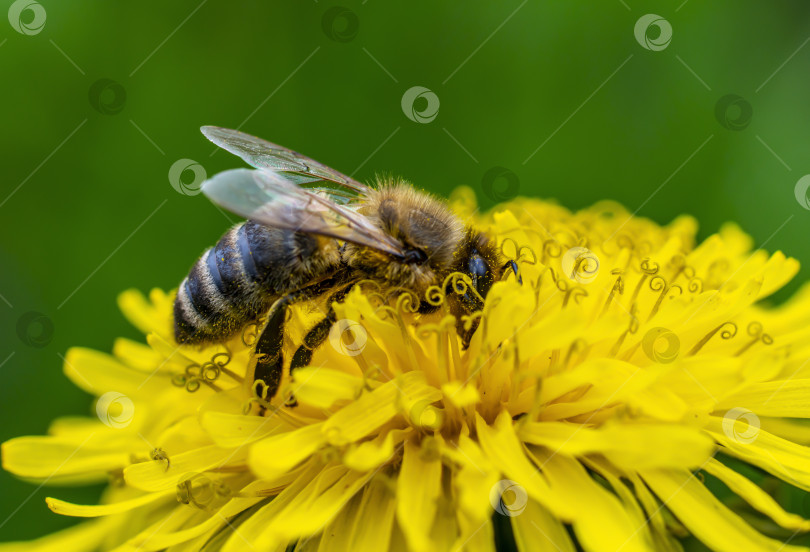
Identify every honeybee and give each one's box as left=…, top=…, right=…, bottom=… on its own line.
left=175, top=126, right=518, bottom=399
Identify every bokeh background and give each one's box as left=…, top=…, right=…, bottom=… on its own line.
left=2, top=0, right=810, bottom=548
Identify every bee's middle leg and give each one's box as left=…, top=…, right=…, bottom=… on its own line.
left=289, top=284, right=356, bottom=374
left=251, top=278, right=341, bottom=400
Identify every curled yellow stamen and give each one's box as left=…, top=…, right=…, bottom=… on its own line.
left=687, top=321, right=738, bottom=356
left=735, top=321, right=774, bottom=356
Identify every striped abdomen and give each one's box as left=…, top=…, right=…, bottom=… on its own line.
left=174, top=221, right=340, bottom=344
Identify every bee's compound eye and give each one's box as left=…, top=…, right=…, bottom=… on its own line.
left=404, top=249, right=428, bottom=264
left=468, top=253, right=495, bottom=298
left=468, top=255, right=488, bottom=277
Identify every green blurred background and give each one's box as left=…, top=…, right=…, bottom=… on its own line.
left=1, top=0, right=810, bottom=547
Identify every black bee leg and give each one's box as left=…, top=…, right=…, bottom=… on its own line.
left=502, top=260, right=522, bottom=284
left=289, top=311, right=337, bottom=373
left=288, top=284, right=356, bottom=397
left=251, top=277, right=341, bottom=400
left=252, top=293, right=298, bottom=400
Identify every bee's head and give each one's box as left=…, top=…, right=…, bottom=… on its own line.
left=452, top=229, right=506, bottom=307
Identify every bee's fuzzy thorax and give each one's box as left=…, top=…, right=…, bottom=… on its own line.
left=360, top=182, right=466, bottom=264
left=340, top=181, right=467, bottom=293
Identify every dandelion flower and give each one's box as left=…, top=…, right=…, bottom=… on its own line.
left=4, top=188, right=810, bottom=552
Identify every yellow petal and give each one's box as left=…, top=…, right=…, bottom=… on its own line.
left=145, top=331, right=221, bottom=369
left=530, top=449, right=653, bottom=552
left=444, top=434, right=499, bottom=524
left=253, top=466, right=374, bottom=548
left=342, top=430, right=405, bottom=472
left=221, top=462, right=320, bottom=552
left=2, top=436, right=130, bottom=483
left=112, top=337, right=162, bottom=372
left=396, top=438, right=442, bottom=552
left=759, top=417, right=810, bottom=446
left=46, top=489, right=173, bottom=517
left=322, top=370, right=439, bottom=446
left=756, top=251, right=800, bottom=300
left=199, top=411, right=291, bottom=448
left=431, top=494, right=464, bottom=552
left=152, top=415, right=210, bottom=454
left=475, top=411, right=575, bottom=520
left=448, top=185, right=479, bottom=218
left=707, top=416, right=810, bottom=491
left=124, top=445, right=246, bottom=492
left=511, top=499, right=575, bottom=552
left=441, top=381, right=480, bottom=407
left=0, top=519, right=112, bottom=552
left=519, top=421, right=714, bottom=470
left=516, top=308, right=591, bottom=361
left=333, top=290, right=409, bottom=376
left=539, top=359, right=656, bottom=421
left=590, top=457, right=685, bottom=552
left=119, top=505, right=205, bottom=551
left=314, top=492, right=362, bottom=551
left=129, top=479, right=273, bottom=551
left=641, top=468, right=809, bottom=552
left=291, top=365, right=364, bottom=410
left=248, top=423, right=326, bottom=480
left=483, top=280, right=536, bottom=348
left=703, top=458, right=810, bottom=531
left=117, top=288, right=172, bottom=337
left=625, top=472, right=684, bottom=552
left=715, top=379, right=810, bottom=418
left=349, top=476, right=397, bottom=550
left=46, top=417, right=122, bottom=440
left=63, top=347, right=167, bottom=399
left=654, top=356, right=743, bottom=408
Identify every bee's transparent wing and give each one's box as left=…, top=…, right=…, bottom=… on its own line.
left=201, top=169, right=405, bottom=258
left=201, top=126, right=369, bottom=204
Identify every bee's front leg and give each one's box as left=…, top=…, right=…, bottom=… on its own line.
left=502, top=260, right=522, bottom=284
